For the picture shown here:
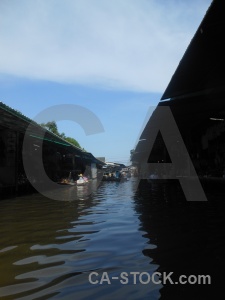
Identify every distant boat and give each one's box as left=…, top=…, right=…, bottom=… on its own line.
left=58, top=171, right=76, bottom=186
left=76, top=178, right=88, bottom=186
left=102, top=172, right=128, bottom=182
left=58, top=172, right=89, bottom=186
left=76, top=175, right=89, bottom=186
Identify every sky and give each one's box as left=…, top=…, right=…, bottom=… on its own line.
left=0, top=0, right=212, bottom=165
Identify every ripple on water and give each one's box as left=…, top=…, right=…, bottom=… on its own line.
left=0, top=180, right=161, bottom=299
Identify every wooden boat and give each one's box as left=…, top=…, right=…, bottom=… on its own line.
left=102, top=173, right=128, bottom=182
left=76, top=179, right=88, bottom=185
left=58, top=178, right=76, bottom=186
left=76, top=178, right=89, bottom=186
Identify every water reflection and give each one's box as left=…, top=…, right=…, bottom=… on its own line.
left=0, top=180, right=161, bottom=300
left=42, top=178, right=101, bottom=201
left=0, top=192, right=96, bottom=299
left=2, top=178, right=223, bottom=299
left=134, top=179, right=225, bottom=299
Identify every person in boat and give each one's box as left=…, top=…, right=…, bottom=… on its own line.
left=78, top=174, right=88, bottom=182
left=83, top=176, right=88, bottom=182
left=121, top=171, right=127, bottom=178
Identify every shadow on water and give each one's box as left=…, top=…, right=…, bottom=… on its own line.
left=0, top=189, right=101, bottom=299
left=134, top=179, right=225, bottom=299
left=0, top=179, right=161, bottom=300
left=1, top=178, right=225, bottom=299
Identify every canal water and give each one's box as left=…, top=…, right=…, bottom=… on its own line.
left=0, top=178, right=225, bottom=299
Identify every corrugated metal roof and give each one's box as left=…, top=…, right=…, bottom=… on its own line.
left=0, top=102, right=101, bottom=159
left=132, top=0, right=225, bottom=162
left=161, top=0, right=224, bottom=101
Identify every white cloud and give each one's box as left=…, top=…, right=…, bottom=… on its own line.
left=0, top=0, right=212, bottom=92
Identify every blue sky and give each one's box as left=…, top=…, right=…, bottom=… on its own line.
left=0, top=0, right=212, bottom=165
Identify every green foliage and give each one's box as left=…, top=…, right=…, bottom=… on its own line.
left=40, top=121, right=81, bottom=148
left=60, top=132, right=66, bottom=139
left=40, top=121, right=59, bottom=135
left=64, top=137, right=81, bottom=148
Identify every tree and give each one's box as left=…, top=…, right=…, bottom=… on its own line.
left=40, top=121, right=81, bottom=148
left=60, top=132, right=66, bottom=139
left=40, top=121, right=59, bottom=135
left=64, top=137, right=81, bottom=148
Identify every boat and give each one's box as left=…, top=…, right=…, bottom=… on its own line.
left=58, top=172, right=89, bottom=186
left=76, top=178, right=88, bottom=186
left=76, top=174, right=89, bottom=186
left=58, top=178, right=76, bottom=186
left=102, top=172, right=128, bottom=182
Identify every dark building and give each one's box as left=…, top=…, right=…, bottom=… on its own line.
left=131, top=0, right=225, bottom=181
left=0, top=102, right=105, bottom=199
